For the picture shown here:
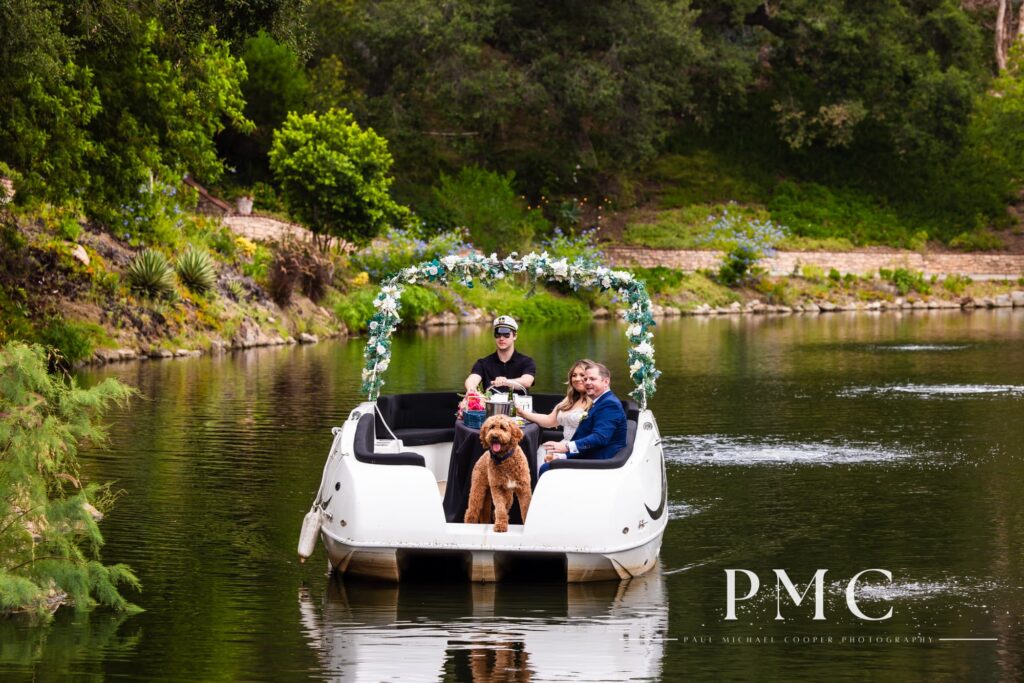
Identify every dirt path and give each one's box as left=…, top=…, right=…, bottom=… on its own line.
left=222, top=215, right=312, bottom=243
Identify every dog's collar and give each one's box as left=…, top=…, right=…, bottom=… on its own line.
left=489, top=448, right=514, bottom=464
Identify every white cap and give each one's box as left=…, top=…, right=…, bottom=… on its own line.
left=492, top=315, right=518, bottom=331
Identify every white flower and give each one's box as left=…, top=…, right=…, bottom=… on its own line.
left=612, top=270, right=632, bottom=282
left=375, top=359, right=390, bottom=372
left=635, top=341, right=654, bottom=357
left=630, top=360, right=643, bottom=374
left=626, top=324, right=641, bottom=338
left=361, top=367, right=373, bottom=380
left=495, top=272, right=505, bottom=279
left=381, top=284, right=399, bottom=296
left=442, top=255, right=459, bottom=269
left=377, top=297, right=397, bottom=313
left=551, top=259, right=569, bottom=278
left=376, top=344, right=387, bottom=356
left=369, top=320, right=378, bottom=330
left=403, top=267, right=418, bottom=282
left=426, top=265, right=438, bottom=276
left=601, top=276, right=612, bottom=288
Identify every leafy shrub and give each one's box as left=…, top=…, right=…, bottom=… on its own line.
left=400, top=285, right=445, bottom=322
left=251, top=182, right=287, bottom=215
left=755, top=278, right=796, bottom=305
left=942, top=274, right=972, bottom=295
left=242, top=243, right=272, bottom=281
left=434, top=166, right=546, bottom=256
left=186, top=216, right=237, bottom=259
left=907, top=230, right=929, bottom=252
left=717, top=245, right=760, bottom=286
left=0, top=342, right=140, bottom=620
left=125, top=249, right=177, bottom=299
left=883, top=268, right=931, bottom=295
left=628, top=266, right=685, bottom=295
left=701, top=209, right=789, bottom=285
left=351, top=226, right=469, bottom=281
left=828, top=268, right=842, bottom=281
left=329, top=287, right=377, bottom=334
left=39, top=204, right=83, bottom=242
left=175, top=246, right=216, bottom=294
left=949, top=230, right=1004, bottom=251
left=35, top=317, right=107, bottom=367
left=114, top=180, right=190, bottom=246
left=456, top=279, right=590, bottom=324
left=501, top=292, right=590, bottom=324
left=800, top=265, right=826, bottom=281
left=537, top=227, right=604, bottom=265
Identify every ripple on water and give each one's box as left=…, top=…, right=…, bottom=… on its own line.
left=869, top=344, right=970, bottom=352
left=831, top=577, right=1001, bottom=603
left=668, top=502, right=705, bottom=520
left=840, top=383, right=1024, bottom=399
left=663, top=435, right=917, bottom=467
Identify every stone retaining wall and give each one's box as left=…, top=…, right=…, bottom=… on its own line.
left=605, top=247, right=1024, bottom=280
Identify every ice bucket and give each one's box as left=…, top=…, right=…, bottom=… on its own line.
left=485, top=401, right=514, bottom=418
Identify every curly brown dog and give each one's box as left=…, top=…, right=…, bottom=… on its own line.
left=464, top=415, right=532, bottom=532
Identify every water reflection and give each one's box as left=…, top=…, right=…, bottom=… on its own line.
left=299, top=571, right=668, bottom=682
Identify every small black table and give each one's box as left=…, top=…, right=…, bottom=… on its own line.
left=442, top=420, right=541, bottom=523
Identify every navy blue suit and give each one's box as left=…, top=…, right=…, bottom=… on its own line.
left=539, top=391, right=627, bottom=476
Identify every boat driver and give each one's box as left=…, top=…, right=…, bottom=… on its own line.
left=464, top=315, right=536, bottom=395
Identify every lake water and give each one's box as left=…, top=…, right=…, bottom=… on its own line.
left=2, top=309, right=1022, bottom=681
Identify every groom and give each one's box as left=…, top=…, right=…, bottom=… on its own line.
left=539, top=362, right=627, bottom=476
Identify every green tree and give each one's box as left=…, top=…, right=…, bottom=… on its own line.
left=0, top=0, right=100, bottom=205
left=269, top=108, right=406, bottom=249
left=220, top=30, right=310, bottom=184
left=0, top=342, right=140, bottom=620
left=81, top=18, right=252, bottom=221
left=0, top=4, right=252, bottom=219
left=434, top=167, right=544, bottom=256
left=308, top=0, right=706, bottom=190
left=696, top=0, right=988, bottom=174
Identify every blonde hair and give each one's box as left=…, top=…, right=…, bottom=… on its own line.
left=555, top=359, right=595, bottom=413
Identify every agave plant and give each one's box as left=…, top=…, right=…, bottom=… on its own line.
left=175, top=245, right=216, bottom=294
left=125, top=249, right=177, bottom=299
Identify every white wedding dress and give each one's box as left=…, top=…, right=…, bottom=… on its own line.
left=535, top=407, right=587, bottom=473
left=556, top=407, right=587, bottom=442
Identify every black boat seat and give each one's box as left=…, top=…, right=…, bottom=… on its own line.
left=352, top=413, right=425, bottom=467
left=375, top=392, right=461, bottom=446
left=545, top=419, right=638, bottom=471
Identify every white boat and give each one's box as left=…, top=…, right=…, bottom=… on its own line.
left=298, top=252, right=666, bottom=582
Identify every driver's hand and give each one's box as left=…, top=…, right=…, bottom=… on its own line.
left=493, top=377, right=507, bottom=387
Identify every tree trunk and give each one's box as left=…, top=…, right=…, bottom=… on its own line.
left=996, top=0, right=1008, bottom=71
left=1018, top=1, right=1024, bottom=42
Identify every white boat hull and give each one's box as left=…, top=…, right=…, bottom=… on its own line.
left=311, top=402, right=668, bottom=583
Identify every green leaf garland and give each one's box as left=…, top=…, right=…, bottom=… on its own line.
left=360, top=252, right=661, bottom=408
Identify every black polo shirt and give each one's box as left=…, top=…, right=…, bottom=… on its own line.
left=470, top=350, right=536, bottom=393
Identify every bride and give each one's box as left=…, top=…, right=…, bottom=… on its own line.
left=516, top=359, right=594, bottom=473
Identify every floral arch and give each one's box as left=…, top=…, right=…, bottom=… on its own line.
left=360, top=252, right=660, bottom=409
